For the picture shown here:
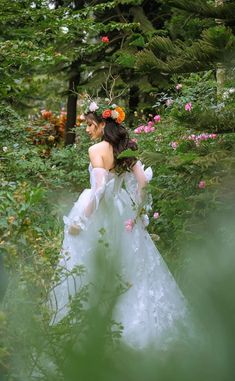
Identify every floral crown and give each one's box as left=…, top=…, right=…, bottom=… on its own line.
left=79, top=96, right=125, bottom=124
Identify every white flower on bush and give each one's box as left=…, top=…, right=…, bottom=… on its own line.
left=2, top=146, right=8, bottom=152
left=223, top=88, right=235, bottom=100
left=89, top=101, right=99, bottom=112
left=60, top=26, right=69, bottom=34
left=223, top=91, right=229, bottom=100
left=111, top=110, right=119, bottom=119
left=141, top=214, right=149, bottom=227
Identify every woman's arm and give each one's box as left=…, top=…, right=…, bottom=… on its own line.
left=131, top=161, right=149, bottom=203
left=88, top=144, right=104, bottom=168
left=67, top=147, right=108, bottom=235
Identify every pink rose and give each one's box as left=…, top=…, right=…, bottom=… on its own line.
left=101, top=36, right=109, bottom=43
left=198, top=181, right=206, bottom=189
left=148, top=121, right=154, bottom=128
left=153, top=212, right=159, bottom=219
left=134, top=125, right=145, bottom=134
left=185, top=102, right=192, bottom=112
left=176, top=84, right=182, bottom=91
left=200, top=133, right=207, bottom=140
left=209, top=133, right=217, bottom=139
left=134, top=127, right=141, bottom=134
left=171, top=141, right=178, bottom=150
left=144, top=126, right=151, bottom=133
left=125, top=219, right=134, bottom=232
left=166, top=99, right=173, bottom=107
left=154, top=115, right=161, bottom=123
left=188, top=134, right=196, bottom=141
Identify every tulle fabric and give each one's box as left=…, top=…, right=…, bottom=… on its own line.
left=50, top=161, right=188, bottom=349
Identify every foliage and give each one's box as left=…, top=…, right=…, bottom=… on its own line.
left=136, top=0, right=235, bottom=80
left=166, top=0, right=235, bottom=20
left=1, top=1, right=235, bottom=378
left=137, top=26, right=235, bottom=75
left=129, top=75, right=235, bottom=268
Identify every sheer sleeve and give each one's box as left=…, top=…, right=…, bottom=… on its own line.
left=63, top=168, right=108, bottom=235
left=125, top=160, right=153, bottom=206
left=124, top=160, right=153, bottom=228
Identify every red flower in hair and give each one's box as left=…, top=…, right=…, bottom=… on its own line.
left=101, top=36, right=109, bottom=43
left=102, top=109, right=112, bottom=118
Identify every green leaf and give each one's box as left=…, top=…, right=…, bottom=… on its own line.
left=117, top=149, right=139, bottom=159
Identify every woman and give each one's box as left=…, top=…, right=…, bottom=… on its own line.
left=50, top=101, right=188, bottom=349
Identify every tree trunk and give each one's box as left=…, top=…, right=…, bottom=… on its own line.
left=54, top=0, right=64, bottom=8
left=128, top=85, right=139, bottom=128
left=215, top=0, right=226, bottom=100
left=64, top=62, right=81, bottom=146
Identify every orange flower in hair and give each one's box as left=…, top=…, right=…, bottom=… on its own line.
left=102, top=109, right=112, bottom=119
left=115, top=107, right=125, bottom=124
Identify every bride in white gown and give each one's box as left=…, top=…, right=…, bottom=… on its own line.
left=50, top=100, right=188, bottom=349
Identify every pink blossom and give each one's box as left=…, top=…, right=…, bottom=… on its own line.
left=144, top=126, right=151, bottom=133
left=187, top=133, right=217, bottom=144
left=148, top=121, right=154, bottom=128
left=134, top=126, right=143, bottom=134
left=124, top=219, right=134, bottom=232
left=166, top=99, right=173, bottom=107
left=176, top=84, right=182, bottom=91
left=209, top=133, right=217, bottom=139
left=130, top=138, right=138, bottom=143
left=198, top=181, right=206, bottom=189
left=154, top=115, right=161, bottom=123
left=150, top=127, right=155, bottom=132
left=200, top=133, right=207, bottom=141
left=185, top=102, right=192, bottom=112
left=188, top=134, right=196, bottom=141
left=171, top=141, right=178, bottom=150
left=101, top=36, right=109, bottom=43
left=153, top=212, right=159, bottom=219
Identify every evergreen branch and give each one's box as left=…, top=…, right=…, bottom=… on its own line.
left=165, top=0, right=235, bottom=21
left=136, top=26, right=235, bottom=75
left=129, top=6, right=156, bottom=33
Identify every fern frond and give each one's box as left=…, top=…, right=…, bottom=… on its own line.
left=140, top=151, right=164, bottom=167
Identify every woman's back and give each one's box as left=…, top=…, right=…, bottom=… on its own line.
left=89, top=140, right=148, bottom=200
left=88, top=141, right=115, bottom=172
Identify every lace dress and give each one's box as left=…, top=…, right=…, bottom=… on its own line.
left=50, top=161, right=188, bottom=349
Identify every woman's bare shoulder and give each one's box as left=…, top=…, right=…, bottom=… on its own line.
left=89, top=141, right=110, bottom=153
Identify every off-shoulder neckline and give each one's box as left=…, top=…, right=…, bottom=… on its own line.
left=89, top=162, right=116, bottom=174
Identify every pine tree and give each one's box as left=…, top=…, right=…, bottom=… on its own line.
left=49, top=0, right=169, bottom=141
left=136, top=0, right=235, bottom=88
left=0, top=0, right=140, bottom=143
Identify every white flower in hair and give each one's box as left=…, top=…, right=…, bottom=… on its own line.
left=89, top=101, right=99, bottom=112
left=111, top=110, right=119, bottom=119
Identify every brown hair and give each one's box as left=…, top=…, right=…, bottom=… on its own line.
left=85, top=112, right=138, bottom=172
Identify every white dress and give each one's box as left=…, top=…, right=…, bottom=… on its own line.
left=50, top=161, right=188, bottom=349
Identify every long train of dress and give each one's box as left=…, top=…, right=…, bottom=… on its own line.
left=49, top=162, right=189, bottom=349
